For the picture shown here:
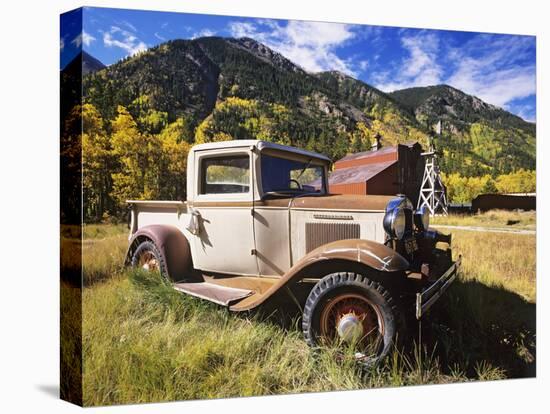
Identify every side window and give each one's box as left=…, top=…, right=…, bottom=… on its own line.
left=200, top=155, right=250, bottom=195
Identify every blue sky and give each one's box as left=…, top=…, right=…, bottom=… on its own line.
left=61, top=6, right=536, bottom=122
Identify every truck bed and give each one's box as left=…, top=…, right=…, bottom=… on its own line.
left=127, top=200, right=189, bottom=238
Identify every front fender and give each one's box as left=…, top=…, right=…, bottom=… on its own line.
left=230, top=239, right=409, bottom=311
left=125, top=225, right=192, bottom=281
left=295, top=238, right=410, bottom=273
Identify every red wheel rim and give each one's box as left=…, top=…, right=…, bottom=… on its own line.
left=137, top=250, right=159, bottom=272
left=319, top=292, right=385, bottom=356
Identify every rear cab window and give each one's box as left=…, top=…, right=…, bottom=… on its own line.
left=199, top=154, right=250, bottom=195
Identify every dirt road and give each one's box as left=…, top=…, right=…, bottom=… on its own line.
left=432, top=224, right=535, bottom=235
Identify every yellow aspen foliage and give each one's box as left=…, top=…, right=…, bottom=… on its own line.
left=442, top=170, right=534, bottom=203
left=157, top=119, right=191, bottom=199
left=495, top=169, right=536, bottom=193
left=195, top=117, right=212, bottom=144
left=82, top=104, right=111, bottom=221
left=110, top=106, right=161, bottom=203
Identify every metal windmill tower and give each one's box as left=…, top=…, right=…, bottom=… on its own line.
left=417, top=120, right=448, bottom=216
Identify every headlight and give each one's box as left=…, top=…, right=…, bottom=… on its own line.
left=414, top=206, right=430, bottom=231
left=383, top=208, right=406, bottom=240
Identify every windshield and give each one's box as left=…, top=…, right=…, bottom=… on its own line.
left=260, top=153, right=326, bottom=196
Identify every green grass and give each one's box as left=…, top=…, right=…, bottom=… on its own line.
left=431, top=210, right=536, bottom=229
left=75, top=224, right=536, bottom=406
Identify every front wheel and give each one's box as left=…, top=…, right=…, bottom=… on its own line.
left=302, top=272, right=402, bottom=366
left=131, top=240, right=169, bottom=281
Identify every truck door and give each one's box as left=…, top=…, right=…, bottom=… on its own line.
left=190, top=150, right=258, bottom=276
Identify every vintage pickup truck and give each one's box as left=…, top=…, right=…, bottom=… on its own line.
left=126, top=139, right=460, bottom=364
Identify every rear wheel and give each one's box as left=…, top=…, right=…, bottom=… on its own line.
left=131, top=240, right=169, bottom=281
left=302, top=272, right=402, bottom=366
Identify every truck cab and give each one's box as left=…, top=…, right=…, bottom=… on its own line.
left=187, top=140, right=330, bottom=277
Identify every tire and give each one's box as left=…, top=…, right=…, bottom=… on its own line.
left=131, top=240, right=170, bottom=281
left=302, top=272, right=402, bottom=367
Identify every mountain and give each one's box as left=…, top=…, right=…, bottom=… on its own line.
left=82, top=37, right=535, bottom=175
left=226, top=37, right=305, bottom=74
left=82, top=51, right=106, bottom=75
left=389, top=85, right=536, bottom=174
left=315, top=70, right=405, bottom=116
left=389, top=85, right=534, bottom=135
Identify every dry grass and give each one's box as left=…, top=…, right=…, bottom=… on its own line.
left=449, top=230, right=536, bottom=301
left=75, top=223, right=536, bottom=406
left=431, top=210, right=536, bottom=229
left=82, top=224, right=128, bottom=286
left=83, top=223, right=128, bottom=239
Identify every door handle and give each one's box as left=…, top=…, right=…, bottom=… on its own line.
left=186, top=210, right=202, bottom=236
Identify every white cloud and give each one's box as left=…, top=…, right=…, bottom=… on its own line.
left=449, top=63, right=535, bottom=108
left=71, top=34, right=81, bottom=48
left=83, top=31, right=96, bottom=47
left=122, top=20, right=137, bottom=32
left=154, top=32, right=166, bottom=41
left=376, top=32, right=442, bottom=91
left=103, top=26, right=147, bottom=56
left=401, top=35, right=441, bottom=81
left=228, top=19, right=357, bottom=75
left=60, top=37, right=65, bottom=51
left=191, top=28, right=216, bottom=39
left=227, top=22, right=258, bottom=39
left=446, top=36, right=535, bottom=108
left=71, top=31, right=96, bottom=48
left=514, top=105, right=536, bottom=123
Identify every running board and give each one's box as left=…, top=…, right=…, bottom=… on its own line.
left=173, top=282, right=253, bottom=306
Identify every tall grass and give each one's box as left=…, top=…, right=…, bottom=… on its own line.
left=450, top=229, right=536, bottom=301
left=78, top=224, right=535, bottom=406
left=82, top=224, right=128, bottom=286
left=61, top=281, right=82, bottom=404
left=83, top=223, right=128, bottom=239
left=82, top=270, right=481, bottom=406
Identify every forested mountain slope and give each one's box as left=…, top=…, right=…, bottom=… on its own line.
left=82, top=37, right=535, bottom=175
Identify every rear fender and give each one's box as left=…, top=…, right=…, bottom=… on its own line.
left=126, top=225, right=192, bottom=281
left=230, top=239, right=409, bottom=311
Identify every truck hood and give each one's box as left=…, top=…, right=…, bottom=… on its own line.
left=261, top=194, right=393, bottom=212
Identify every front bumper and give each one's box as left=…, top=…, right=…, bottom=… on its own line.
left=415, top=255, right=462, bottom=320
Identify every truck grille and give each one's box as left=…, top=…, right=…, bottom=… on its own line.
left=305, top=222, right=360, bottom=253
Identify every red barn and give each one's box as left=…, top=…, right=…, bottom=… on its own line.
left=329, top=142, right=425, bottom=207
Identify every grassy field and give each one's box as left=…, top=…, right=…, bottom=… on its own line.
left=431, top=209, right=536, bottom=229
left=74, top=219, right=536, bottom=406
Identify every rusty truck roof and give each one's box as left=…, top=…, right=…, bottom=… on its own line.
left=191, top=140, right=332, bottom=163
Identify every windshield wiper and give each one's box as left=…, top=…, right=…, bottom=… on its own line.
left=295, top=158, right=313, bottom=181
